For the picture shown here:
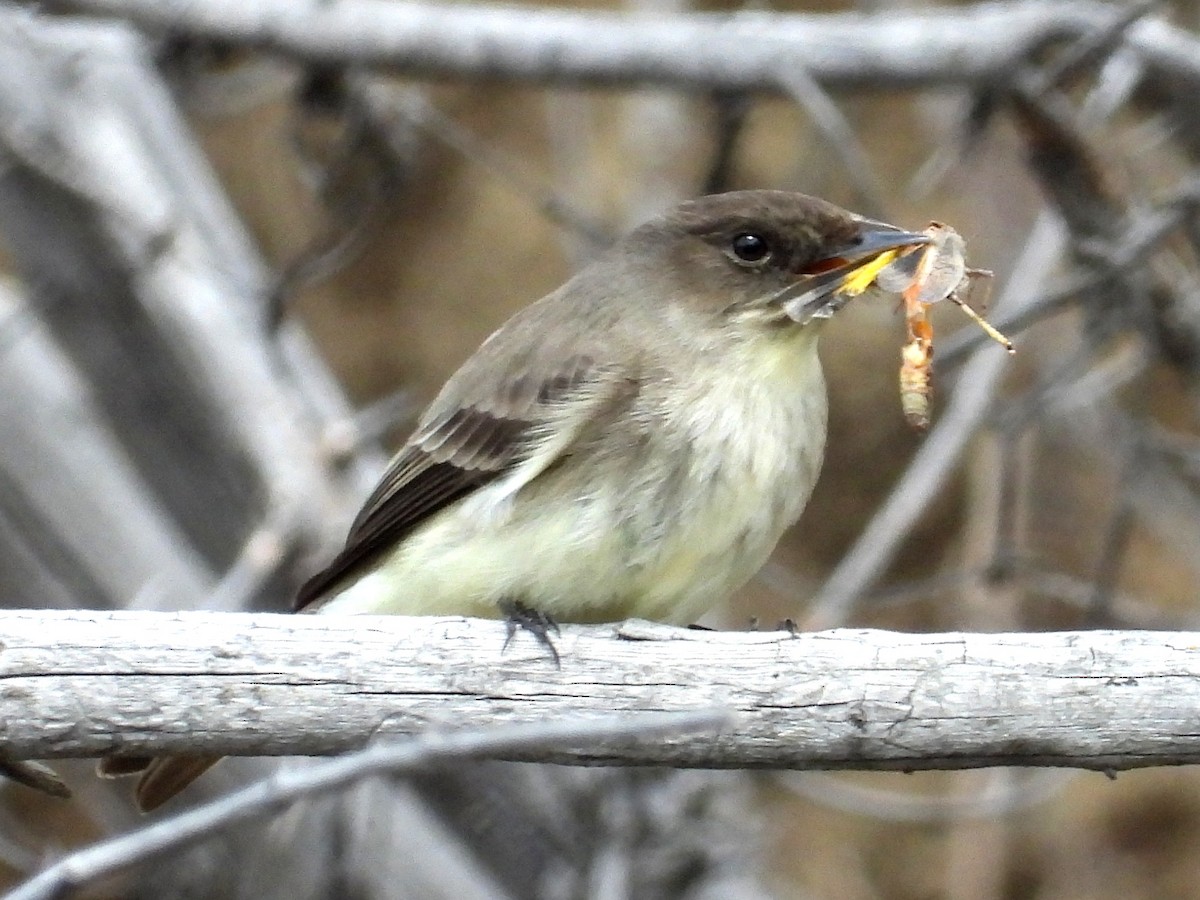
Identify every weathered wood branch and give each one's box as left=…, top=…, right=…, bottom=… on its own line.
left=0, top=281, right=213, bottom=610
left=6, top=609, right=1200, bottom=772
left=0, top=13, right=364, bottom=581
left=58, top=0, right=1200, bottom=92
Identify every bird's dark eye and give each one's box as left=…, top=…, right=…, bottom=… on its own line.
left=731, top=232, right=770, bottom=263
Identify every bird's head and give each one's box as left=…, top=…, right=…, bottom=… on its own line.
left=618, top=190, right=928, bottom=334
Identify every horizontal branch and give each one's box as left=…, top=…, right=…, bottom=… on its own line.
left=5, top=609, right=1200, bottom=772
left=59, top=0, right=1200, bottom=92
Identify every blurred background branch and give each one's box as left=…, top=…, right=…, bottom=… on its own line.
left=9, top=710, right=732, bottom=900
left=45, top=0, right=1200, bottom=91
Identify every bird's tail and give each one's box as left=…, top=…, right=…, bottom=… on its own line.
left=98, top=754, right=223, bottom=812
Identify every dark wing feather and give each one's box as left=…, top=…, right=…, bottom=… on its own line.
left=296, top=351, right=627, bottom=610
left=295, top=410, right=527, bottom=609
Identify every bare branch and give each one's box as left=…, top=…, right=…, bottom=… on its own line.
left=0, top=281, right=214, bottom=610
left=7, top=709, right=729, bottom=900
left=780, top=768, right=1073, bottom=823
left=55, top=0, right=1199, bottom=93
left=938, top=190, right=1200, bottom=366
left=774, top=64, right=889, bottom=220
left=0, top=14, right=352, bottom=565
left=388, top=91, right=612, bottom=246
left=6, top=609, right=1200, bottom=772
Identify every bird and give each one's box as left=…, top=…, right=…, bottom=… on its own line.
left=117, top=190, right=927, bottom=810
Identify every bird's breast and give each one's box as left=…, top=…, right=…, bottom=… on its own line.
left=618, top=332, right=828, bottom=620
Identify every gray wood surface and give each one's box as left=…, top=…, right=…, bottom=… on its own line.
left=5, top=609, right=1198, bottom=771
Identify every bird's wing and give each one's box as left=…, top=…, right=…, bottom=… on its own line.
left=295, top=344, right=636, bottom=609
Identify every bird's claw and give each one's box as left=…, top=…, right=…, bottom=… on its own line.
left=500, top=599, right=561, bottom=667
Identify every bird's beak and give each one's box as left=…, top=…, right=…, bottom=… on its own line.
left=779, top=222, right=931, bottom=326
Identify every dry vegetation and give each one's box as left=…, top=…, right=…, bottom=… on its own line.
left=6, top=0, right=1200, bottom=897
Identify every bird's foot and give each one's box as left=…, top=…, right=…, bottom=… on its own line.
left=499, top=599, right=561, bottom=667
left=747, top=617, right=799, bottom=636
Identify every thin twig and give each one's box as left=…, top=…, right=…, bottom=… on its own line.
left=394, top=94, right=613, bottom=248
left=268, top=73, right=414, bottom=329
left=1085, top=491, right=1136, bottom=627
left=996, top=338, right=1148, bottom=434
left=938, top=183, right=1199, bottom=366
left=780, top=768, right=1072, bottom=824
left=347, top=387, right=420, bottom=450
left=1035, top=0, right=1162, bottom=91
left=5, top=710, right=730, bottom=900
left=702, top=90, right=751, bottom=195
left=202, top=524, right=288, bottom=613
left=1052, top=402, right=1200, bottom=586
left=774, top=64, right=889, bottom=219
left=986, top=426, right=1026, bottom=584
left=1020, top=565, right=1163, bottom=627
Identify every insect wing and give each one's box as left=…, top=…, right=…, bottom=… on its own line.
left=874, top=244, right=923, bottom=294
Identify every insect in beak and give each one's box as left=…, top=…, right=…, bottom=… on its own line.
left=780, top=223, right=931, bottom=325
left=871, top=222, right=1015, bottom=430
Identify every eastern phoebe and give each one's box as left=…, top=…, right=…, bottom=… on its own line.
left=124, top=190, right=926, bottom=809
